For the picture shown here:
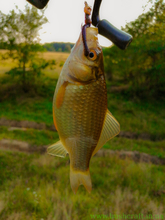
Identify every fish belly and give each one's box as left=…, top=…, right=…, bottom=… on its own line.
left=53, top=76, right=107, bottom=171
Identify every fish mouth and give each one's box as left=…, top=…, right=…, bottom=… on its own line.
left=68, top=59, right=100, bottom=83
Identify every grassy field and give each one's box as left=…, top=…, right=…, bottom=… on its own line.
left=0, top=50, right=69, bottom=78
left=0, top=50, right=17, bottom=75
left=0, top=50, right=165, bottom=219
left=40, top=51, right=69, bottom=78
left=0, top=151, right=165, bottom=220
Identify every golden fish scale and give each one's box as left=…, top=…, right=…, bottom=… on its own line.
left=54, top=76, right=107, bottom=171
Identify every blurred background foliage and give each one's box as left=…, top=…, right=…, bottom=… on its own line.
left=103, top=0, right=165, bottom=99
left=0, top=5, right=56, bottom=92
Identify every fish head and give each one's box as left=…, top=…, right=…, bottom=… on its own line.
left=67, top=27, right=104, bottom=83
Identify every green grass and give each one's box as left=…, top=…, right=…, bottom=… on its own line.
left=0, top=81, right=164, bottom=139
left=0, top=76, right=57, bottom=126
left=0, top=150, right=165, bottom=220
left=0, top=126, right=59, bottom=146
left=0, top=126, right=165, bottom=159
left=107, top=92, right=165, bottom=139
left=0, top=76, right=164, bottom=159
left=105, top=137, right=165, bottom=158
left=0, top=98, right=54, bottom=126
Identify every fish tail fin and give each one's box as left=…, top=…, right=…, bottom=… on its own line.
left=70, top=166, right=92, bottom=194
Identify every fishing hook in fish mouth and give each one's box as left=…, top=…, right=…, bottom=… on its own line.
left=82, top=2, right=92, bottom=57
left=82, top=24, right=90, bottom=57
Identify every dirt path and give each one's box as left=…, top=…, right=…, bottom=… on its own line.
left=0, top=117, right=56, bottom=131
left=0, top=139, right=165, bottom=165
left=0, top=117, right=161, bottom=141
left=1, top=117, right=164, bottom=165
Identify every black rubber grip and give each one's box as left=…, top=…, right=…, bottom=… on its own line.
left=97, top=19, right=133, bottom=50
left=92, top=0, right=133, bottom=50
left=26, top=0, right=49, bottom=9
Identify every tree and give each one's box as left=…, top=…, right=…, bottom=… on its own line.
left=0, top=5, right=55, bottom=92
left=103, top=0, right=165, bottom=98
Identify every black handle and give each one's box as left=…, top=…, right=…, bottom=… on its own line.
left=92, top=0, right=101, bottom=26
left=26, top=0, right=49, bottom=9
left=97, top=20, right=132, bottom=50
left=92, top=0, right=133, bottom=49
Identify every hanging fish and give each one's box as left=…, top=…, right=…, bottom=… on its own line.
left=47, top=2, right=120, bottom=194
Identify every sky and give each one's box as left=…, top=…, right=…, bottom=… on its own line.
left=0, top=0, right=152, bottom=47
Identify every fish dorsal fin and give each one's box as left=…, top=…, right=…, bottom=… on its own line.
left=92, top=110, right=120, bottom=156
left=47, top=140, right=68, bottom=158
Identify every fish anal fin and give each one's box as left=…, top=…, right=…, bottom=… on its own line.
left=56, top=81, right=68, bottom=108
left=47, top=140, right=68, bottom=158
left=70, top=167, right=92, bottom=194
left=92, top=110, right=120, bottom=156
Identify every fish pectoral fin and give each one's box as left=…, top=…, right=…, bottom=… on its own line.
left=92, top=109, right=120, bottom=156
left=47, top=140, right=68, bottom=158
left=56, top=81, right=68, bottom=108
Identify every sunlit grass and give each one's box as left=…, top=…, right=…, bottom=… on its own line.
left=0, top=50, right=16, bottom=75
left=40, top=51, right=69, bottom=78
left=41, top=51, right=69, bottom=61
left=0, top=50, right=69, bottom=78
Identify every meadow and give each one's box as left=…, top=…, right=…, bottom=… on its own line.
left=0, top=50, right=69, bottom=78
left=0, top=50, right=165, bottom=220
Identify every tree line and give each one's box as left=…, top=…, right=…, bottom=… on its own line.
left=103, top=0, right=165, bottom=99
left=43, top=42, right=74, bottom=53
left=0, top=41, right=74, bottom=53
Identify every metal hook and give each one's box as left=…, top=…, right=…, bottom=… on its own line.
left=82, top=2, right=92, bottom=57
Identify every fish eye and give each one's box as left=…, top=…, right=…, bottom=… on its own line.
left=88, top=50, right=97, bottom=61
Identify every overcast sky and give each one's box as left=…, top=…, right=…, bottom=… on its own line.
left=0, top=0, right=152, bottom=47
